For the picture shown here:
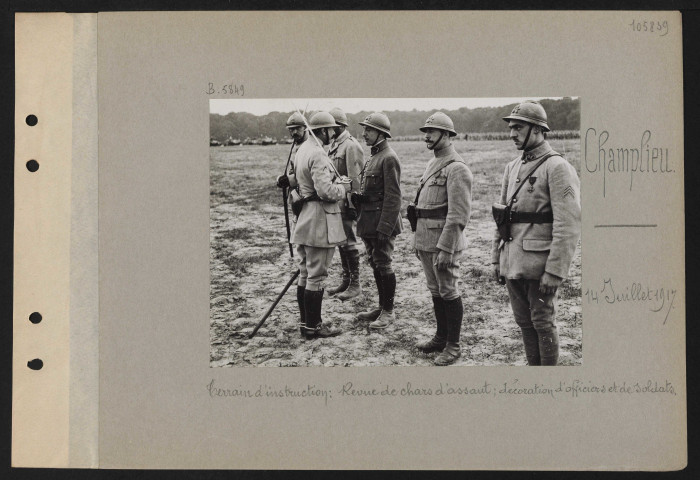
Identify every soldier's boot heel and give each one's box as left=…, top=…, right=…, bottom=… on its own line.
left=434, top=342, right=461, bottom=366
left=368, top=310, right=394, bottom=330
left=416, top=336, right=446, bottom=353
left=356, top=308, right=382, bottom=322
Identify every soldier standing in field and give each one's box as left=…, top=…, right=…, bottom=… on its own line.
left=352, top=112, right=403, bottom=331
left=410, top=113, right=473, bottom=366
left=492, top=101, right=581, bottom=366
left=290, top=111, right=352, bottom=339
left=276, top=112, right=309, bottom=335
left=326, top=107, right=366, bottom=301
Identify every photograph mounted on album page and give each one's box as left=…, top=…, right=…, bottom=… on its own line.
left=13, top=11, right=686, bottom=470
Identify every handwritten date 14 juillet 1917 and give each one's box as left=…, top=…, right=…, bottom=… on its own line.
left=629, top=19, right=669, bottom=36
left=584, top=278, right=677, bottom=324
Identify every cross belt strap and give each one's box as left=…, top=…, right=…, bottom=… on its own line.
left=416, top=206, right=448, bottom=219
left=509, top=211, right=553, bottom=223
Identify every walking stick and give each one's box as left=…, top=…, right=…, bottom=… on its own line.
left=249, top=269, right=300, bottom=338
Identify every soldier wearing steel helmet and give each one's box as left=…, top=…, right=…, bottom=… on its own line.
left=290, top=111, right=352, bottom=339
left=411, top=112, right=473, bottom=366
left=352, top=112, right=403, bottom=331
left=276, top=112, right=309, bottom=192
left=325, top=107, right=366, bottom=301
left=492, top=101, right=581, bottom=366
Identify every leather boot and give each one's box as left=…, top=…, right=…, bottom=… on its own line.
left=538, top=328, right=559, bottom=366
left=337, top=249, right=362, bottom=301
left=296, top=285, right=306, bottom=337
left=434, top=298, right=463, bottom=365
left=327, top=249, right=349, bottom=296
left=520, top=326, right=541, bottom=365
left=444, top=297, right=463, bottom=345
left=416, top=297, right=447, bottom=353
left=303, top=289, right=341, bottom=340
left=369, top=272, right=396, bottom=330
left=434, top=342, right=461, bottom=366
left=357, top=268, right=383, bottom=321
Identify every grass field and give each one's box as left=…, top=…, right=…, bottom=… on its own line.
left=210, top=138, right=582, bottom=367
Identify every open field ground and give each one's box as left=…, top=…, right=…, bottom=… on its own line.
left=210, top=138, right=582, bottom=367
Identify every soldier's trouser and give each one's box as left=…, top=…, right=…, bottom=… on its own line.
left=416, top=250, right=463, bottom=301
left=296, top=245, right=335, bottom=292
left=338, top=216, right=359, bottom=252
left=362, top=236, right=395, bottom=275
left=506, top=278, right=559, bottom=366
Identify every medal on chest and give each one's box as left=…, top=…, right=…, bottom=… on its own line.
left=528, top=176, right=537, bottom=193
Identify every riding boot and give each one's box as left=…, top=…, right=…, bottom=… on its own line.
left=520, top=326, right=541, bottom=365
left=296, top=285, right=306, bottom=337
left=357, top=268, right=383, bottom=321
left=327, top=249, right=350, bottom=296
left=369, top=272, right=396, bottom=330
left=433, top=297, right=463, bottom=365
left=337, top=249, right=362, bottom=301
left=303, top=289, right=341, bottom=340
left=538, top=327, right=559, bottom=366
left=416, top=296, right=447, bottom=353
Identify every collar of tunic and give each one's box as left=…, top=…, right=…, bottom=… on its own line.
left=521, top=140, right=551, bottom=163
left=370, top=139, right=389, bottom=156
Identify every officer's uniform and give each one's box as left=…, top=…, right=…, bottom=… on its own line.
left=290, top=139, right=347, bottom=292
left=492, top=140, right=581, bottom=365
left=357, top=139, right=403, bottom=273
left=326, top=124, right=366, bottom=300
left=414, top=145, right=472, bottom=300
left=328, top=129, right=364, bottom=245
left=412, top=112, right=472, bottom=366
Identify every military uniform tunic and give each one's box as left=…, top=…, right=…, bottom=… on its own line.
left=328, top=130, right=365, bottom=246
left=290, top=138, right=348, bottom=290
left=413, top=144, right=473, bottom=300
left=491, top=141, right=581, bottom=280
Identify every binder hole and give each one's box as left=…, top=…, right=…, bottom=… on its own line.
left=29, top=312, right=42, bottom=324
left=26, top=160, right=39, bottom=172
left=25, top=115, right=38, bottom=126
left=27, top=359, right=43, bottom=370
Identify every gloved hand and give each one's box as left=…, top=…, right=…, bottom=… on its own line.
left=276, top=174, right=290, bottom=188
left=346, top=208, right=358, bottom=221
left=350, top=192, right=363, bottom=207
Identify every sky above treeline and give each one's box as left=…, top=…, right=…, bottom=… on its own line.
left=210, top=97, right=570, bottom=116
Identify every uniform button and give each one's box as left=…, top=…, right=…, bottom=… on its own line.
left=508, top=237, right=513, bottom=241
left=515, top=178, right=520, bottom=183
left=513, top=198, right=517, bottom=203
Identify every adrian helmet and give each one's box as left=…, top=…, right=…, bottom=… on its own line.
left=358, top=112, right=391, bottom=138
left=502, top=101, right=550, bottom=132
left=329, top=107, right=349, bottom=127
left=419, top=112, right=457, bottom=136
left=286, top=112, right=307, bottom=129
left=308, top=111, right=339, bottom=130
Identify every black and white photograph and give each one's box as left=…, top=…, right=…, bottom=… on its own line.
left=209, top=97, right=582, bottom=367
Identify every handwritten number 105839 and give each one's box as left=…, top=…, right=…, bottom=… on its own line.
left=629, top=19, right=669, bottom=36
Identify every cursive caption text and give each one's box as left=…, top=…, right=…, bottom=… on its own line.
left=584, top=278, right=677, bottom=324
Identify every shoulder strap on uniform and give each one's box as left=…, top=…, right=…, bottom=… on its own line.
left=413, top=160, right=458, bottom=204
left=506, top=152, right=559, bottom=206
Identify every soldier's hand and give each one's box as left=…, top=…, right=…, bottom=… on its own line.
left=435, top=250, right=453, bottom=271
left=539, top=272, right=563, bottom=295
left=276, top=174, right=290, bottom=188
left=492, top=264, right=501, bottom=282
left=376, top=232, right=390, bottom=243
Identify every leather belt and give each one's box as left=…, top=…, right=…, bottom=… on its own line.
left=416, top=207, right=448, bottom=219
left=360, top=193, right=383, bottom=203
left=509, top=211, right=553, bottom=223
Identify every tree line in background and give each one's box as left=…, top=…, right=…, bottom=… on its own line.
left=209, top=97, right=580, bottom=143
